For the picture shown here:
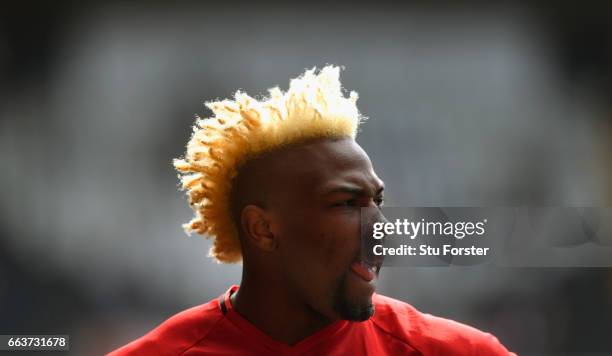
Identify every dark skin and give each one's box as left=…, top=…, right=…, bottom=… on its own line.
left=229, top=137, right=386, bottom=345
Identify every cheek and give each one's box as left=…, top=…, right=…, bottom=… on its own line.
left=276, top=210, right=364, bottom=314
left=321, top=217, right=361, bottom=267
left=310, top=211, right=362, bottom=275
left=279, top=211, right=360, bottom=274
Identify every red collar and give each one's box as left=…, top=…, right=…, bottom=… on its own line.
left=218, top=285, right=350, bottom=353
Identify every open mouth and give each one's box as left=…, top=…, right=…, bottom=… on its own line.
left=350, top=260, right=381, bottom=282
left=360, top=218, right=386, bottom=274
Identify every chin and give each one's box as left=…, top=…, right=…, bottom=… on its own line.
left=331, top=273, right=377, bottom=321
left=336, top=301, right=375, bottom=322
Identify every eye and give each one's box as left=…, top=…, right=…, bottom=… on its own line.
left=374, top=197, right=385, bottom=207
left=334, top=199, right=357, bottom=207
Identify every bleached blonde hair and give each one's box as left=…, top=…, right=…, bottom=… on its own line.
left=173, top=65, right=366, bottom=263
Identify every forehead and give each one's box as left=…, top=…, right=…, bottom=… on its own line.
left=271, top=138, right=382, bottom=195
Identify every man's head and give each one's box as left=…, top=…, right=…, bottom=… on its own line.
left=174, top=65, right=385, bottom=321
left=231, top=137, right=385, bottom=321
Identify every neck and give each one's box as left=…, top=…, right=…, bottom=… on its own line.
left=230, top=269, right=337, bottom=345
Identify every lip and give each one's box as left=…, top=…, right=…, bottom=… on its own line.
left=361, top=229, right=386, bottom=269
left=350, top=261, right=379, bottom=282
left=359, top=253, right=384, bottom=277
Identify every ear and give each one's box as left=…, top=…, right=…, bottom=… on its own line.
left=240, top=204, right=277, bottom=252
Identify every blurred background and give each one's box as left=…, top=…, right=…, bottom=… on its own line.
left=1, top=1, right=611, bottom=355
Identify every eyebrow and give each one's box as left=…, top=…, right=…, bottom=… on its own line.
left=322, top=183, right=385, bottom=197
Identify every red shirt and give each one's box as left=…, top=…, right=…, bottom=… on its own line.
left=109, top=285, right=515, bottom=355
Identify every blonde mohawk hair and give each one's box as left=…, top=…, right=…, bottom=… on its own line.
left=173, top=65, right=366, bottom=263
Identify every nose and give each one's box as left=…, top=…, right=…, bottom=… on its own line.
left=376, top=208, right=389, bottom=225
